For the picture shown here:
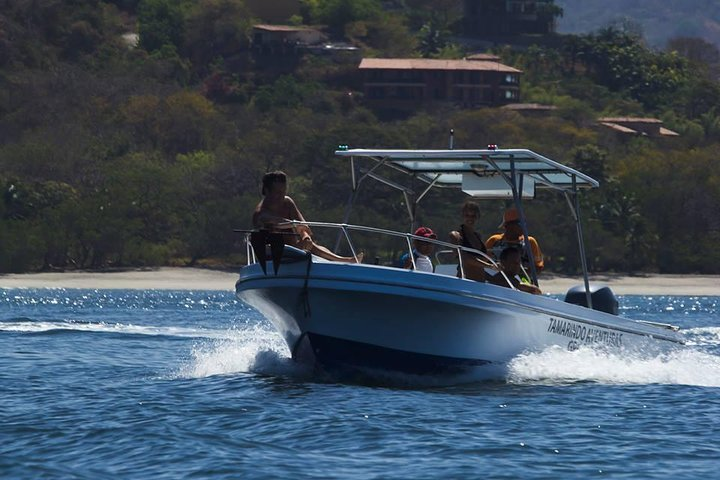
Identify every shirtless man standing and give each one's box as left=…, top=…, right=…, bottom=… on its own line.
left=252, top=171, right=362, bottom=263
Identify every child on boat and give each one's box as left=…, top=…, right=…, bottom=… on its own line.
left=253, top=171, right=362, bottom=263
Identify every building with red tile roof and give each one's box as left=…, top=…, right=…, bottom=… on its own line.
left=359, top=57, right=523, bottom=110
left=597, top=117, right=679, bottom=137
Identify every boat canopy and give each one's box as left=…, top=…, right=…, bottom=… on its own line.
left=334, top=146, right=599, bottom=302
left=334, top=148, right=598, bottom=199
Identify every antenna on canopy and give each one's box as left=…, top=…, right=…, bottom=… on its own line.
left=449, top=129, right=454, bottom=149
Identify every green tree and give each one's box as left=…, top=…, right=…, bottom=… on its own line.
left=667, top=36, right=720, bottom=73
left=182, top=0, right=253, bottom=73
left=618, top=147, right=720, bottom=273
left=357, top=14, right=417, bottom=57
left=156, top=91, right=221, bottom=155
left=578, top=26, right=690, bottom=109
left=418, top=21, right=449, bottom=58
left=138, top=0, right=188, bottom=53
left=517, top=45, right=563, bottom=83
left=307, top=0, right=382, bottom=37
left=0, top=179, right=80, bottom=271
left=252, top=76, right=320, bottom=112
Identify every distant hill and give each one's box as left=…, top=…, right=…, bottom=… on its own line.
left=556, top=0, right=720, bottom=49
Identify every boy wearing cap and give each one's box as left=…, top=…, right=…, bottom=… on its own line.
left=486, top=208, right=544, bottom=273
left=488, top=247, right=542, bottom=294
left=401, top=226, right=436, bottom=272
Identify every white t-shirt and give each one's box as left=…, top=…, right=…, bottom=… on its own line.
left=415, top=254, right=433, bottom=272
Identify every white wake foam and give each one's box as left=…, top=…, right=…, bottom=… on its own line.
left=176, top=326, right=720, bottom=386
left=508, top=345, right=720, bottom=387
left=176, top=324, right=305, bottom=379
left=683, top=326, right=720, bottom=346
left=0, top=319, right=226, bottom=338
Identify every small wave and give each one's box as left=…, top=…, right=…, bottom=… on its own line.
left=311, top=363, right=511, bottom=388
left=175, top=324, right=306, bottom=379
left=508, top=345, right=720, bottom=387
left=0, top=319, right=226, bottom=339
left=683, top=326, right=720, bottom=346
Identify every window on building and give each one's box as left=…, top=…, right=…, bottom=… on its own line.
left=368, top=87, right=385, bottom=99
left=504, top=74, right=518, bottom=84
left=397, top=87, right=417, bottom=99
left=453, top=87, right=463, bottom=101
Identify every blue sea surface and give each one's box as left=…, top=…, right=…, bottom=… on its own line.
left=2, top=288, right=719, bottom=479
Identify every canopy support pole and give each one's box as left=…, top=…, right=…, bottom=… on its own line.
left=566, top=177, right=593, bottom=309
left=508, top=160, right=539, bottom=286
left=404, top=190, right=416, bottom=232
left=338, top=155, right=425, bottom=249
left=336, top=156, right=362, bottom=251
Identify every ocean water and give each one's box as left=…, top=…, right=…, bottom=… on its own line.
left=2, top=288, right=719, bottom=479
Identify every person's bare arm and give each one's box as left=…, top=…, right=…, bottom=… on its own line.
left=253, top=198, right=296, bottom=230
left=530, top=237, right=544, bottom=272
left=517, top=283, right=542, bottom=295
left=254, top=210, right=290, bottom=229
left=285, top=197, right=306, bottom=222
left=285, top=196, right=313, bottom=243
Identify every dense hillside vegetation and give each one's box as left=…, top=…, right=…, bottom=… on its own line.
left=1, top=0, right=719, bottom=274
left=557, top=0, right=720, bottom=50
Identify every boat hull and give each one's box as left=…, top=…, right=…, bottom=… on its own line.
left=236, top=255, right=683, bottom=375
left=303, top=333, right=491, bottom=374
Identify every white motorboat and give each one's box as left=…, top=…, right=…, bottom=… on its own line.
left=235, top=146, right=684, bottom=375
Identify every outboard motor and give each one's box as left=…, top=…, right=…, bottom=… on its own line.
left=564, top=284, right=619, bottom=315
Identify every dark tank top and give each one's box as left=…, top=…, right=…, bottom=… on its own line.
left=460, top=224, right=487, bottom=254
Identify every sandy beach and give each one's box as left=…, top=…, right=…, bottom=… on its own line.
left=0, top=268, right=718, bottom=295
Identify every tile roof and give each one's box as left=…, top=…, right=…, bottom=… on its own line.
left=597, top=117, right=663, bottom=123
left=253, top=24, right=319, bottom=32
left=599, top=122, right=638, bottom=134
left=359, top=58, right=522, bottom=73
left=659, top=127, right=680, bottom=136
left=501, top=103, right=558, bottom=111
left=599, top=122, right=680, bottom=137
